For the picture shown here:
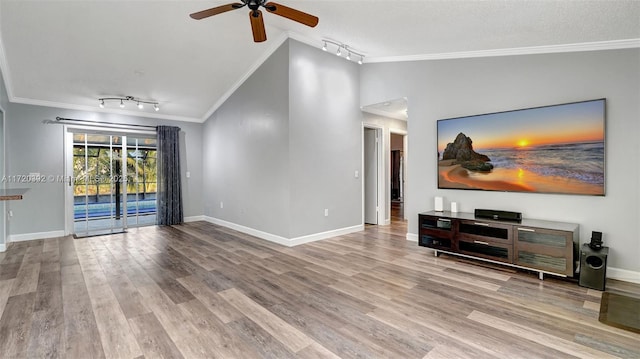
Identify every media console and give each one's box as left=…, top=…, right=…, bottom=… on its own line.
left=418, top=211, right=579, bottom=280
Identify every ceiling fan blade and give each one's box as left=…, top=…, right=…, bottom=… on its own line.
left=189, top=3, right=244, bottom=20
left=264, top=2, right=319, bottom=28
left=250, top=10, right=267, bottom=43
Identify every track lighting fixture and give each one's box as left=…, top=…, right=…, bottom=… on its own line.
left=321, top=39, right=365, bottom=65
left=98, top=96, right=160, bottom=111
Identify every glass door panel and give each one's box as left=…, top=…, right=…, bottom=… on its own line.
left=125, top=136, right=157, bottom=227
left=73, top=133, right=128, bottom=236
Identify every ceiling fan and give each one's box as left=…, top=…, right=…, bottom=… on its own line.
left=190, top=1, right=319, bottom=43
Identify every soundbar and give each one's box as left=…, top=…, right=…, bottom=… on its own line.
left=474, top=209, right=522, bottom=222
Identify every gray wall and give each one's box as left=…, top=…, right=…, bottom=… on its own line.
left=202, top=41, right=291, bottom=237
left=202, top=39, right=362, bottom=239
left=288, top=40, right=361, bottom=237
left=5, top=103, right=203, bottom=236
left=0, top=69, right=8, bottom=110
left=360, top=48, right=640, bottom=273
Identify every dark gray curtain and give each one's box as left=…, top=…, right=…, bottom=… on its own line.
left=157, top=125, right=183, bottom=225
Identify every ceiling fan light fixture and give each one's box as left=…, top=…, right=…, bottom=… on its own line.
left=189, top=1, right=318, bottom=43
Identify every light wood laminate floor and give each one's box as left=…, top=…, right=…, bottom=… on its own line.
left=0, top=221, right=638, bottom=358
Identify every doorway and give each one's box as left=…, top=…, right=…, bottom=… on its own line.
left=390, top=132, right=406, bottom=223
left=66, top=130, right=157, bottom=237
left=361, top=98, right=408, bottom=230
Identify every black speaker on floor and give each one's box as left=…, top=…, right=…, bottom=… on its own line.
left=579, top=244, right=609, bottom=291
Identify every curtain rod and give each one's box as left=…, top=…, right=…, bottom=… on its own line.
left=48, top=116, right=158, bottom=130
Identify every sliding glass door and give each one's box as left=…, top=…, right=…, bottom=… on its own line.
left=125, top=135, right=158, bottom=227
left=69, top=131, right=156, bottom=237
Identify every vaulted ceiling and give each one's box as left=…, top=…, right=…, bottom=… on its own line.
left=1, top=1, right=638, bottom=122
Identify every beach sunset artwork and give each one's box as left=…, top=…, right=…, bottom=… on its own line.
left=437, top=99, right=605, bottom=195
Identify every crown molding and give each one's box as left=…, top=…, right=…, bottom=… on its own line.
left=1, top=30, right=638, bottom=123
left=366, top=38, right=640, bottom=63
left=10, top=96, right=202, bottom=123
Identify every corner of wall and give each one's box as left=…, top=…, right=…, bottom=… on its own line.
left=203, top=216, right=363, bottom=247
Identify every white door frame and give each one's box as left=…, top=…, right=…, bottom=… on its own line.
left=64, top=125, right=154, bottom=236
left=362, top=125, right=385, bottom=226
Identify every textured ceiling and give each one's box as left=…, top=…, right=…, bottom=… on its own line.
left=1, top=0, right=638, bottom=122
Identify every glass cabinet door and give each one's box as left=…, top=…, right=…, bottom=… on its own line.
left=514, top=226, right=574, bottom=276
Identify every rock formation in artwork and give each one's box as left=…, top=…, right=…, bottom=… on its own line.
left=442, top=132, right=494, bottom=172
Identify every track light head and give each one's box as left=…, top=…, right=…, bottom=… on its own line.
left=154, top=104, right=159, bottom=112
left=358, top=56, right=363, bottom=65
left=346, top=52, right=351, bottom=61
left=322, top=41, right=327, bottom=51
left=120, top=99, right=125, bottom=108
left=137, top=102, right=143, bottom=109
left=99, top=99, right=105, bottom=108
left=336, top=47, right=341, bottom=56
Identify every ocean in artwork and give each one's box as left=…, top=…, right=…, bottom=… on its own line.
left=479, top=141, right=604, bottom=186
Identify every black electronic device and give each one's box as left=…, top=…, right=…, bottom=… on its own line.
left=474, top=209, right=522, bottom=222
left=579, top=244, right=608, bottom=290
left=589, top=231, right=603, bottom=250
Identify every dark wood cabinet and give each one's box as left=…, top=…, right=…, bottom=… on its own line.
left=418, top=211, right=579, bottom=279
left=419, top=216, right=454, bottom=251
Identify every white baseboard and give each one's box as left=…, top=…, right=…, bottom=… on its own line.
left=406, top=232, right=640, bottom=284
left=184, top=215, right=205, bottom=223
left=607, top=267, right=640, bottom=284
left=203, top=216, right=363, bottom=247
left=9, top=230, right=66, bottom=243
left=289, top=224, right=365, bottom=246
left=406, top=233, right=418, bottom=242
